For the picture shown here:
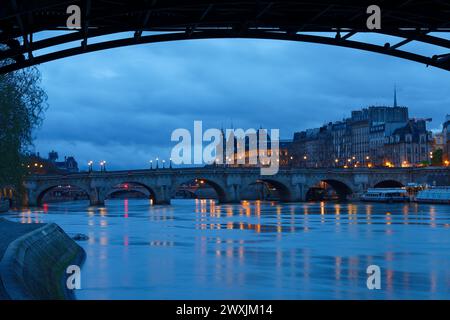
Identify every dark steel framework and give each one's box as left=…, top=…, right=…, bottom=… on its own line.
left=1, top=0, right=450, bottom=74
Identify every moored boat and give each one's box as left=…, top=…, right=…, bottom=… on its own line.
left=415, top=187, right=450, bottom=204
left=360, top=188, right=409, bottom=203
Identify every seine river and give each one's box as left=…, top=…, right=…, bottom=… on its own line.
left=4, top=199, right=450, bottom=299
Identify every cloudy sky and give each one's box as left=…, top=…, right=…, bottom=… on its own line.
left=32, top=32, right=450, bottom=171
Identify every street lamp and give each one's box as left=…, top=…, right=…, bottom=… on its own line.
left=149, top=160, right=153, bottom=170
left=88, top=160, right=93, bottom=172
left=100, top=160, right=106, bottom=172
left=169, top=157, right=172, bottom=169
left=156, top=157, right=159, bottom=169
left=162, top=159, right=166, bottom=169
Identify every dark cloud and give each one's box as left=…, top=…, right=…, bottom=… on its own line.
left=33, top=34, right=450, bottom=170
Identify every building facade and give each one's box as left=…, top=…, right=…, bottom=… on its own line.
left=383, top=119, right=433, bottom=167
left=443, top=115, right=450, bottom=163
left=289, top=105, right=434, bottom=168
left=25, top=151, right=79, bottom=174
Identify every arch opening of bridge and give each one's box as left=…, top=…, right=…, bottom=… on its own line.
left=306, top=179, right=353, bottom=202
left=243, top=179, right=292, bottom=202
left=1, top=186, right=16, bottom=207
left=173, top=178, right=228, bottom=203
left=373, top=180, right=405, bottom=188
left=1, top=1, right=450, bottom=74
left=105, top=182, right=155, bottom=203
left=36, top=184, right=91, bottom=207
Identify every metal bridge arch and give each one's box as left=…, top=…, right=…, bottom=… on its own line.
left=1, top=1, right=450, bottom=74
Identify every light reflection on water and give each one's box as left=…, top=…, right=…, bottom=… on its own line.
left=4, top=199, right=450, bottom=299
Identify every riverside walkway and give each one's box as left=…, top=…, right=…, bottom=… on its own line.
left=0, top=218, right=43, bottom=299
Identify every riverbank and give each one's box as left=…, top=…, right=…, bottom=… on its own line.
left=0, top=218, right=85, bottom=300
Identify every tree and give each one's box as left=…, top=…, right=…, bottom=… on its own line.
left=0, top=64, right=48, bottom=203
left=431, top=148, right=443, bottom=166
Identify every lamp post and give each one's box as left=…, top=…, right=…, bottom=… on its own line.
left=156, top=157, right=159, bottom=169
left=169, top=158, right=172, bottom=169
left=88, top=160, right=93, bottom=172
left=162, top=159, right=166, bottom=169
left=100, top=160, right=106, bottom=172
left=149, top=160, right=153, bottom=170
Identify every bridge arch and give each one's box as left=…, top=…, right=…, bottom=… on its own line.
left=35, top=183, right=91, bottom=206
left=373, top=180, right=405, bottom=188
left=104, top=181, right=157, bottom=203
left=242, top=178, right=292, bottom=202
left=1, top=185, right=16, bottom=207
left=172, top=177, right=228, bottom=203
left=1, top=2, right=450, bottom=74
left=305, top=179, right=353, bottom=201
left=2, top=31, right=450, bottom=75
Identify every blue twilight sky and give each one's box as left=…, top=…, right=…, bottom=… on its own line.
left=30, top=32, right=450, bottom=171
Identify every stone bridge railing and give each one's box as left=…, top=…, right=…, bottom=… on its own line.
left=23, top=166, right=450, bottom=206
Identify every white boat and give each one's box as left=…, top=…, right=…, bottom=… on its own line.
left=360, top=188, right=409, bottom=203
left=415, top=187, right=450, bottom=204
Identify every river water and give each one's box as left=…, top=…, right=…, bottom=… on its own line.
left=4, top=199, right=450, bottom=299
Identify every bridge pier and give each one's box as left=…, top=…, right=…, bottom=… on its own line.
left=153, top=186, right=171, bottom=205
left=287, top=183, right=307, bottom=202
left=24, top=193, right=38, bottom=207
left=89, top=198, right=105, bottom=206
left=89, top=187, right=106, bottom=206
left=153, top=199, right=171, bottom=205
left=223, top=184, right=241, bottom=203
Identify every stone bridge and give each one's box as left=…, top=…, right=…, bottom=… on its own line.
left=24, top=167, right=450, bottom=206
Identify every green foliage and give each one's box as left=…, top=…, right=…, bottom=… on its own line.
left=0, top=65, right=48, bottom=200
left=431, top=148, right=443, bottom=166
